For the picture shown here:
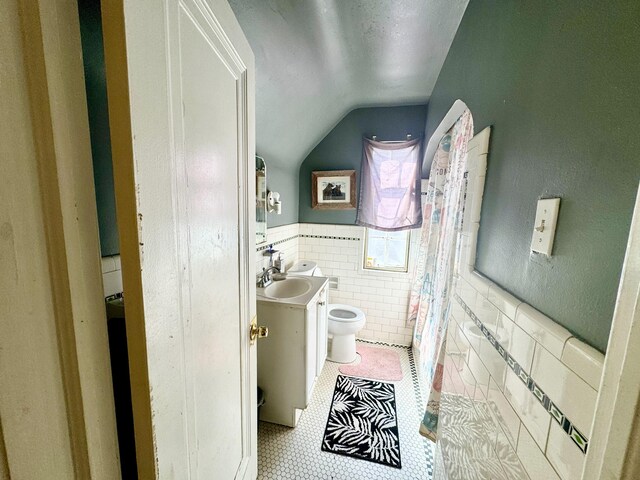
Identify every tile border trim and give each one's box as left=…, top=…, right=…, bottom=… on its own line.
left=256, top=233, right=361, bottom=252
left=454, top=293, right=589, bottom=454
left=300, top=234, right=361, bottom=241
left=256, top=234, right=299, bottom=252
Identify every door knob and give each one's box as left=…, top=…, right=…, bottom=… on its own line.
left=250, top=317, right=268, bottom=344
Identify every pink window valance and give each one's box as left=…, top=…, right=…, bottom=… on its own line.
left=356, top=137, right=423, bottom=231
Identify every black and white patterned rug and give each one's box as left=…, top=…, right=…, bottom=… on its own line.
left=321, top=375, right=401, bottom=469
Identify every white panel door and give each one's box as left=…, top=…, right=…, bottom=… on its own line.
left=103, top=0, right=256, bottom=478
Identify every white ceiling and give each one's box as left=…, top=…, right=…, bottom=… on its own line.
left=229, top=0, right=469, bottom=168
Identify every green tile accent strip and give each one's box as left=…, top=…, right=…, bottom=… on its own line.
left=454, top=293, right=590, bottom=455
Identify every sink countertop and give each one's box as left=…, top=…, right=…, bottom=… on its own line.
left=257, top=275, right=328, bottom=308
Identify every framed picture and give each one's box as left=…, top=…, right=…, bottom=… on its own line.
left=311, top=170, right=357, bottom=210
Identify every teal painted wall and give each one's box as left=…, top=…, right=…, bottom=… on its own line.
left=427, top=0, right=640, bottom=352
left=78, top=0, right=119, bottom=256
left=265, top=162, right=299, bottom=228
left=298, top=105, right=428, bottom=224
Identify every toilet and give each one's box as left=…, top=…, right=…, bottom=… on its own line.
left=287, top=260, right=322, bottom=277
left=326, top=304, right=366, bottom=363
left=289, top=260, right=366, bottom=364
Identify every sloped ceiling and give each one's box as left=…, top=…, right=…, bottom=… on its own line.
left=229, top=0, right=469, bottom=168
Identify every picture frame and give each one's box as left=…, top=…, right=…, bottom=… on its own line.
left=311, top=170, right=357, bottom=210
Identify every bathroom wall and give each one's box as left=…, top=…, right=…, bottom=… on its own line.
left=101, top=255, right=123, bottom=298
left=434, top=127, right=605, bottom=480
left=298, top=223, right=419, bottom=346
left=298, top=105, right=428, bottom=225
left=440, top=274, right=604, bottom=480
left=78, top=0, right=120, bottom=257
left=255, top=223, right=300, bottom=275
left=101, top=223, right=302, bottom=299
left=253, top=222, right=419, bottom=347
left=425, top=0, right=640, bottom=352
left=264, top=163, right=299, bottom=228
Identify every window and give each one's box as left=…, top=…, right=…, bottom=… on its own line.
left=363, top=228, right=410, bottom=272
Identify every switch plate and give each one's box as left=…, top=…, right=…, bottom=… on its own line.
left=530, top=198, right=560, bottom=255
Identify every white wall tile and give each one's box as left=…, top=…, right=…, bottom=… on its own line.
left=300, top=225, right=416, bottom=346
left=456, top=276, right=477, bottom=312
left=460, top=319, right=483, bottom=353
left=101, top=256, right=116, bottom=273
left=474, top=295, right=500, bottom=335
left=503, top=369, right=550, bottom=450
left=465, top=346, right=491, bottom=398
left=449, top=298, right=466, bottom=324
left=476, top=333, right=509, bottom=390
left=530, top=343, right=597, bottom=435
left=468, top=176, right=485, bottom=224
left=488, top=284, right=521, bottom=321
left=495, top=429, right=529, bottom=480
left=487, top=378, right=521, bottom=449
left=467, top=271, right=492, bottom=298
left=495, top=313, right=536, bottom=374
left=517, top=425, right=561, bottom=480
left=561, top=338, right=604, bottom=391
left=102, top=270, right=123, bottom=297
left=546, top=422, right=585, bottom=480
left=515, top=303, right=571, bottom=359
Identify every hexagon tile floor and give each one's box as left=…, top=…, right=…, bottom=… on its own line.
left=257, top=341, right=434, bottom=479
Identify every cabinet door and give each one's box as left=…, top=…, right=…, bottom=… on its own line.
left=316, top=288, right=328, bottom=376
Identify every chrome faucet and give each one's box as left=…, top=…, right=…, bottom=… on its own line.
left=257, top=266, right=280, bottom=288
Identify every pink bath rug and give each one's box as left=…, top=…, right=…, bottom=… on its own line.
left=339, top=344, right=403, bottom=382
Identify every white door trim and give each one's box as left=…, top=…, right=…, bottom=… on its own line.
left=583, top=181, right=640, bottom=479
left=1, top=0, right=119, bottom=477
left=422, top=99, right=469, bottom=176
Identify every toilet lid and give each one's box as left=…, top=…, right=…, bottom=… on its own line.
left=330, top=308, right=357, bottom=319
left=327, top=304, right=365, bottom=323
left=288, top=260, right=317, bottom=275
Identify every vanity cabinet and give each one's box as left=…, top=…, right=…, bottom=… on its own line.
left=257, top=278, right=328, bottom=427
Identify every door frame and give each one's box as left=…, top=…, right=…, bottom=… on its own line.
left=1, top=0, right=119, bottom=477
left=583, top=181, right=640, bottom=479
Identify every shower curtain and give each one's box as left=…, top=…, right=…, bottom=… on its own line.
left=407, top=110, right=473, bottom=441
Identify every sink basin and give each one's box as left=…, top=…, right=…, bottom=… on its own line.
left=262, top=277, right=312, bottom=299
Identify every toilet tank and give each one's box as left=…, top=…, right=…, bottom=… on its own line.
left=289, top=260, right=323, bottom=277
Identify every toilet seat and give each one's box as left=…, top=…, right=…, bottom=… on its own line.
left=328, top=304, right=365, bottom=323
left=327, top=304, right=366, bottom=363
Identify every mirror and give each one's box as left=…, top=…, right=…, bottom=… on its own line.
left=256, top=156, right=267, bottom=245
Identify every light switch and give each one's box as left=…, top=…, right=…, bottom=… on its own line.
left=530, top=198, right=560, bottom=256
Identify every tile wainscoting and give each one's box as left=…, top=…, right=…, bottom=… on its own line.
left=254, top=223, right=420, bottom=346
left=436, top=128, right=606, bottom=480
left=440, top=274, right=604, bottom=480
left=101, top=254, right=122, bottom=297
left=101, top=223, right=303, bottom=299
left=102, top=222, right=417, bottom=347
left=255, top=223, right=300, bottom=273
left=298, top=223, right=419, bottom=346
